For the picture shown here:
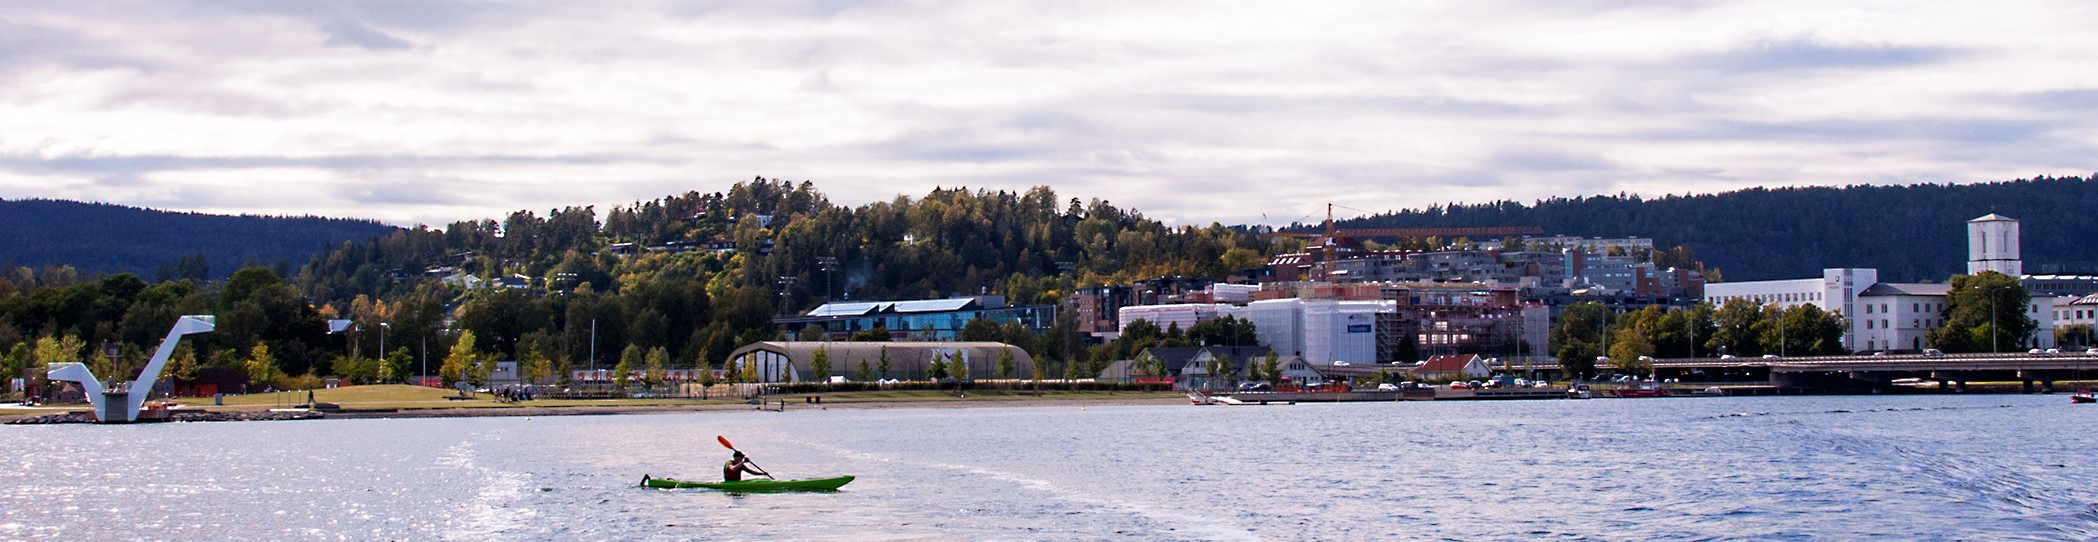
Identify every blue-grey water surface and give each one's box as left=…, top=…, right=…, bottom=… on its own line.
left=5, top=394, right=2098, bottom=540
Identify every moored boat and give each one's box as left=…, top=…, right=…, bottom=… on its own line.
left=641, top=475, right=855, bottom=492
left=1606, top=382, right=1669, bottom=398
left=2074, top=390, right=2095, bottom=404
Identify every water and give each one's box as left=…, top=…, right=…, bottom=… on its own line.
left=5, top=394, right=2098, bottom=541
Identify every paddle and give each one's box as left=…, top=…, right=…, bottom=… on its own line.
left=716, top=435, right=775, bottom=479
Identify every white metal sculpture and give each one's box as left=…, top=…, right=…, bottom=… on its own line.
left=46, top=315, right=215, bottom=423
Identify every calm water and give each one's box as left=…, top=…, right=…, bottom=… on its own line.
left=5, top=394, right=2098, bottom=541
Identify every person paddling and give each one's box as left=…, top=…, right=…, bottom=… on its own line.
left=723, top=451, right=769, bottom=482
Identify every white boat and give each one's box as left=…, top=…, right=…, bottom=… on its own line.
left=1188, top=392, right=1215, bottom=405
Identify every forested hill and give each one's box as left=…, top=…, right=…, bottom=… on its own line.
left=1329, top=175, right=2098, bottom=282
left=0, top=199, right=400, bottom=281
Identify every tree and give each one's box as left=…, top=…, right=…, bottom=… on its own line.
left=441, top=330, right=483, bottom=387
left=959, top=317, right=1002, bottom=342
left=995, top=349, right=1015, bottom=382
left=877, top=347, right=891, bottom=379
left=1550, top=302, right=1605, bottom=379
left=854, top=359, right=873, bottom=382
left=1708, top=298, right=1764, bottom=356
left=522, top=346, right=553, bottom=385
left=245, top=342, right=277, bottom=389
left=382, top=347, right=413, bottom=384
left=1261, top=351, right=1281, bottom=384
left=644, top=347, right=669, bottom=386
left=33, top=334, right=85, bottom=369
left=810, top=346, right=832, bottom=384
left=614, top=345, right=642, bottom=387
left=1134, top=352, right=1167, bottom=390
left=1929, top=271, right=2036, bottom=353
left=698, top=360, right=719, bottom=387
left=2059, top=324, right=2096, bottom=348
left=926, top=354, right=950, bottom=381
left=1204, top=354, right=1232, bottom=391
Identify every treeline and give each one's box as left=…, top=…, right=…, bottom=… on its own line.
left=0, top=199, right=400, bottom=281
left=4, top=179, right=1275, bottom=389
left=1333, top=175, right=2098, bottom=281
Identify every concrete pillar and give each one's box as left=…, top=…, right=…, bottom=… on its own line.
left=2042, top=380, right=2055, bottom=394
left=1956, top=381, right=1968, bottom=393
left=2023, top=380, right=2035, bottom=394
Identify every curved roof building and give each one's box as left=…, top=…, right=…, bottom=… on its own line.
left=726, top=341, right=1036, bottom=383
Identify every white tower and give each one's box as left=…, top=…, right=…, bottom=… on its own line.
left=1967, top=213, right=2022, bottom=276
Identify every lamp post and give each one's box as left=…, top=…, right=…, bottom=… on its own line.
left=379, top=322, right=390, bottom=367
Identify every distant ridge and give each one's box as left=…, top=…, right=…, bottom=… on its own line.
left=0, top=199, right=401, bottom=280
left=1325, top=175, right=2098, bottom=282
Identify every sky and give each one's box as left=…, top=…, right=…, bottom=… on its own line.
left=2, top=1, right=2094, bottom=228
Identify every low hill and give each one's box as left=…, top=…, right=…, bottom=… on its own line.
left=1327, top=175, right=2098, bottom=282
left=0, top=199, right=401, bottom=280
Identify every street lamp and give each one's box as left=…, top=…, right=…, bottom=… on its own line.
left=379, top=322, right=390, bottom=369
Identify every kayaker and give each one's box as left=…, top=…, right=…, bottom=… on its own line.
left=723, top=451, right=768, bottom=481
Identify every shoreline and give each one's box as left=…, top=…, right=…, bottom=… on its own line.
left=1, top=393, right=1194, bottom=424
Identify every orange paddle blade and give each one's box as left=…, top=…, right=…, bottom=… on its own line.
left=717, top=435, right=735, bottom=450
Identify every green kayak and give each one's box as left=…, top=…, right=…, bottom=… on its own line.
left=640, top=474, right=855, bottom=492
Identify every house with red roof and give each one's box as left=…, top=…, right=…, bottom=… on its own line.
left=1411, top=354, right=1489, bottom=380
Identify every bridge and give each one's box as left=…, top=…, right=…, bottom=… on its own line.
left=1651, top=351, right=2098, bottom=393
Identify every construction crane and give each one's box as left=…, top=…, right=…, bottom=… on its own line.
left=1262, top=203, right=1543, bottom=240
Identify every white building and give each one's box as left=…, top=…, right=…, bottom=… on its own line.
left=1853, top=283, right=1950, bottom=353
left=1117, top=304, right=1230, bottom=333
left=1704, top=268, right=1876, bottom=350
left=1968, top=213, right=2022, bottom=276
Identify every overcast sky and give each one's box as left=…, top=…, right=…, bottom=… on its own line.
left=3, top=1, right=2094, bottom=228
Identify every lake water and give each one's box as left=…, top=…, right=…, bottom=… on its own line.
left=5, top=394, right=2098, bottom=541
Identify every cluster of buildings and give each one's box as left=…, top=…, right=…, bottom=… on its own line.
left=721, top=213, right=2089, bottom=385
left=1707, top=214, right=2097, bottom=353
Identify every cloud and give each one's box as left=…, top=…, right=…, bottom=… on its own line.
left=1686, top=38, right=1960, bottom=72
left=0, top=1, right=2094, bottom=229
left=318, top=17, right=413, bottom=50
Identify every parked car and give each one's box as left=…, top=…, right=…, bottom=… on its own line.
left=1237, top=382, right=1273, bottom=392
left=1449, top=381, right=1472, bottom=389
left=1923, top=349, right=1944, bottom=357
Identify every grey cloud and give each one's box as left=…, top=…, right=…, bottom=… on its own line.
left=7, top=154, right=619, bottom=175
left=2016, top=89, right=2098, bottom=111
left=320, top=17, right=413, bottom=50
left=1684, top=38, right=1961, bottom=72
left=325, top=176, right=474, bottom=207
left=1490, top=146, right=1620, bottom=172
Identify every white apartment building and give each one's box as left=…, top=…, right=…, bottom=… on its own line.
left=1704, top=268, right=1877, bottom=350
left=1853, top=283, right=1950, bottom=353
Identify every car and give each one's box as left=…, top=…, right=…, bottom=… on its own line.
left=2086, top=348, right=2098, bottom=355
left=1923, top=349, right=1944, bottom=357
left=2030, top=348, right=2047, bottom=355
left=1237, top=382, right=1273, bottom=392
left=1720, top=354, right=1738, bottom=361
left=1762, top=354, right=1780, bottom=360
left=2046, top=348, right=2062, bottom=354
left=1449, top=381, right=1471, bottom=389
left=1872, top=351, right=1888, bottom=356
left=1376, top=383, right=1398, bottom=391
